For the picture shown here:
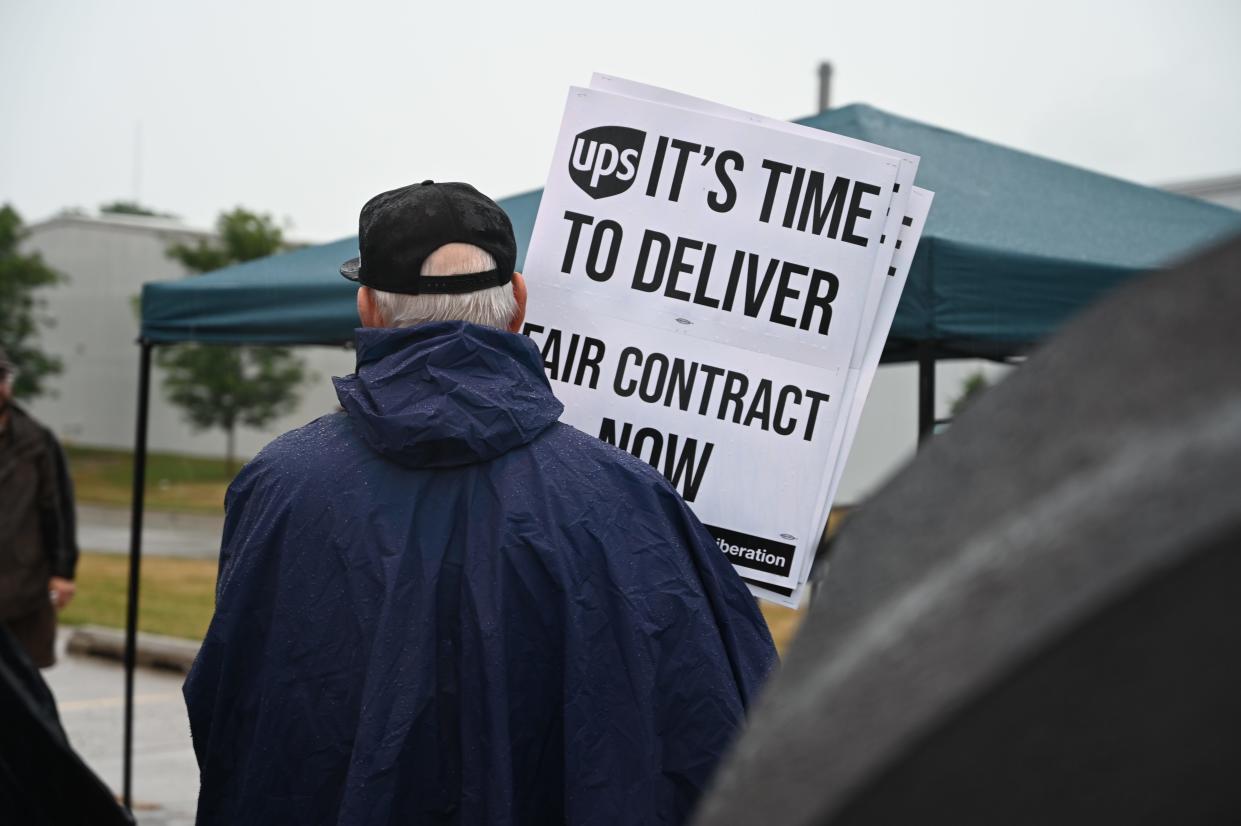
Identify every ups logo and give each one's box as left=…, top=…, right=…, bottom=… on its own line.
left=569, top=126, right=646, bottom=200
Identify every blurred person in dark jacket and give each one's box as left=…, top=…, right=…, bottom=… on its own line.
left=184, top=182, right=777, bottom=826
left=0, top=347, right=78, bottom=668
left=0, top=624, right=133, bottom=824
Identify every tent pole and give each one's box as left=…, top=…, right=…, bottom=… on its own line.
left=123, top=340, right=152, bottom=813
left=918, top=345, right=935, bottom=447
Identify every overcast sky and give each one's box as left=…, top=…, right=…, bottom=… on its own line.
left=2, top=0, right=1238, bottom=242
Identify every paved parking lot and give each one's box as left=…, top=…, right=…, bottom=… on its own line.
left=44, top=638, right=199, bottom=826
left=78, top=504, right=224, bottom=559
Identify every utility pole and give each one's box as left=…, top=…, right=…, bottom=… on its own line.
left=818, top=61, right=833, bottom=113
left=132, top=121, right=144, bottom=203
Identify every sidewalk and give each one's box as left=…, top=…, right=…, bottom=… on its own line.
left=44, top=636, right=200, bottom=826
left=78, top=503, right=224, bottom=559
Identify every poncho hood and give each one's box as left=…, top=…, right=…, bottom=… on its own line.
left=333, top=322, right=563, bottom=468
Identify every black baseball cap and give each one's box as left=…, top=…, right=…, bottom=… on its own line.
left=340, top=180, right=517, bottom=295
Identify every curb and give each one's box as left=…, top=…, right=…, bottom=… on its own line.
left=65, top=625, right=200, bottom=673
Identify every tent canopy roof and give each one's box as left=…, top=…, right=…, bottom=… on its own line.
left=140, top=105, right=1241, bottom=357
left=800, top=106, right=1241, bottom=359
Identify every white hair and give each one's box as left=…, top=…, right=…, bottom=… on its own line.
left=372, top=243, right=517, bottom=330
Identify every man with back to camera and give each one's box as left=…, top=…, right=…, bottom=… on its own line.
left=184, top=180, right=777, bottom=825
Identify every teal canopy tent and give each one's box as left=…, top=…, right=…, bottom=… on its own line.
left=140, top=189, right=544, bottom=345
left=120, top=105, right=1240, bottom=812
left=806, top=106, right=1241, bottom=361
left=140, top=106, right=1240, bottom=356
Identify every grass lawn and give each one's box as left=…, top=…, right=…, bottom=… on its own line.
left=60, top=551, right=808, bottom=653
left=762, top=603, right=807, bottom=654
left=59, top=443, right=831, bottom=653
left=65, top=444, right=232, bottom=515
left=60, top=552, right=218, bottom=641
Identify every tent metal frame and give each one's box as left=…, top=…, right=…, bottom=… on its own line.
left=122, top=340, right=151, bottom=811
left=917, top=344, right=936, bottom=445
left=116, top=99, right=1241, bottom=815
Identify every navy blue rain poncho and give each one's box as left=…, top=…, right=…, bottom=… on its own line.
left=184, top=322, right=777, bottom=825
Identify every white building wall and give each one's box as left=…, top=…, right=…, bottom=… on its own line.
left=21, top=215, right=355, bottom=461
left=12, top=215, right=1030, bottom=503
left=833, top=359, right=1013, bottom=502
left=20, top=215, right=1014, bottom=501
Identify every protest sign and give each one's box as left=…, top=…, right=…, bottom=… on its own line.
left=589, top=74, right=919, bottom=367
left=523, top=82, right=932, bottom=600
left=523, top=306, right=845, bottom=586
left=753, top=186, right=934, bottom=606
left=588, top=76, right=937, bottom=600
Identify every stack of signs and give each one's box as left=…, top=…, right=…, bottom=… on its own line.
left=521, top=75, right=934, bottom=607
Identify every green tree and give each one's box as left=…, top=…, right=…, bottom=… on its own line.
left=950, top=370, right=990, bottom=417
left=158, top=208, right=307, bottom=473
left=100, top=200, right=175, bottom=218
left=0, top=204, right=63, bottom=398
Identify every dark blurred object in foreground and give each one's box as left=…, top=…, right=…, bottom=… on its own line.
left=695, top=232, right=1241, bottom=826
left=0, top=626, right=132, bottom=824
